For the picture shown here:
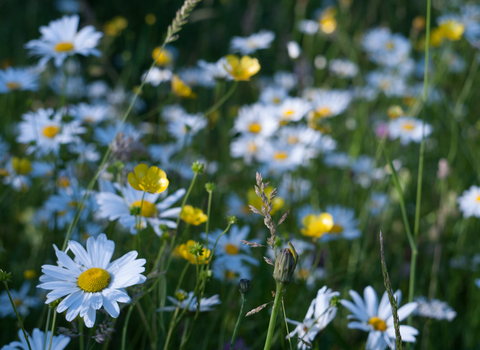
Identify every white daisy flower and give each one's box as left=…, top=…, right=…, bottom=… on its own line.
left=287, top=41, right=302, bottom=59
left=329, top=59, right=359, bottom=78
left=197, top=58, right=231, bottom=80
left=158, top=292, right=221, bottom=312
left=233, top=103, right=278, bottom=137
left=362, top=27, right=411, bottom=67
left=341, top=286, right=418, bottom=350
left=162, top=104, right=188, bottom=122
left=96, top=182, right=185, bottom=236
left=25, top=15, right=103, bottom=67
left=1, top=158, right=52, bottom=192
left=230, top=135, right=266, bottom=165
left=2, top=328, right=70, bottom=350
left=68, top=141, right=101, bottom=163
left=87, top=80, right=110, bottom=100
left=17, top=108, right=86, bottom=157
left=460, top=3, right=480, bottom=45
left=259, top=142, right=307, bottom=172
left=297, top=20, right=319, bottom=35
left=277, top=97, right=312, bottom=124
left=0, top=282, right=40, bottom=318
left=142, top=67, right=173, bottom=86
left=370, top=192, right=390, bottom=217
left=308, top=89, right=353, bottom=118
left=230, top=30, right=275, bottom=55
left=93, top=121, right=144, bottom=146
left=365, top=71, right=407, bottom=97
left=38, top=234, right=146, bottom=328
left=323, top=152, right=353, bottom=169
left=72, top=103, right=110, bottom=125
left=388, top=117, right=433, bottom=145
left=0, top=67, right=39, bottom=93
left=286, top=286, right=339, bottom=350
left=259, top=86, right=289, bottom=105
left=273, top=71, right=298, bottom=91
left=457, top=185, right=480, bottom=218
left=322, top=205, right=360, bottom=242
left=278, top=174, right=312, bottom=203
left=178, top=67, right=216, bottom=88
left=167, top=113, right=208, bottom=146
left=413, top=297, right=456, bottom=321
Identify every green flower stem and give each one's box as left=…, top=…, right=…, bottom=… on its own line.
left=281, top=298, right=293, bottom=350
left=121, top=304, right=135, bottom=350
left=3, top=281, right=32, bottom=350
left=203, top=81, right=238, bottom=117
left=263, top=284, right=284, bottom=350
left=43, top=308, right=51, bottom=350
left=408, top=0, right=432, bottom=323
left=230, top=294, right=246, bottom=350
left=135, top=191, right=147, bottom=250
left=79, top=319, right=84, bottom=350
left=47, top=310, right=57, bottom=350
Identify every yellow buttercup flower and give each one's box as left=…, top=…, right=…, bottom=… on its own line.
left=152, top=46, right=174, bottom=66
left=429, top=28, right=444, bottom=47
left=438, top=20, right=465, bottom=41
left=247, top=188, right=284, bottom=215
left=319, top=7, right=337, bottom=34
left=12, top=157, right=32, bottom=175
left=225, top=55, right=261, bottom=81
left=300, top=213, right=334, bottom=239
left=171, top=74, right=197, bottom=98
left=181, top=205, right=208, bottom=226
left=176, top=240, right=211, bottom=264
left=128, top=164, right=169, bottom=194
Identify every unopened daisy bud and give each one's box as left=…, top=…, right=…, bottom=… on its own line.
left=0, top=269, right=11, bottom=282
left=23, top=269, right=36, bottom=280
left=191, top=161, right=204, bottom=174
left=330, top=295, right=340, bottom=308
left=128, top=164, right=169, bottom=194
left=175, top=290, right=187, bottom=301
left=273, top=243, right=298, bottom=286
left=238, top=279, right=252, bottom=295
left=205, top=182, right=216, bottom=193
left=387, top=105, right=403, bottom=119
left=226, top=215, right=237, bottom=224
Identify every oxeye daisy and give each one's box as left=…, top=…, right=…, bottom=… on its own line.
left=72, top=102, right=110, bottom=125
left=276, top=97, right=312, bottom=124
left=158, top=291, right=220, bottom=313
left=0, top=282, right=40, bottom=318
left=259, top=142, right=307, bottom=172
left=2, top=328, right=70, bottom=350
left=328, top=59, right=359, bottom=78
left=37, top=234, right=146, bottom=328
left=96, top=182, right=185, bottom=235
left=142, top=67, right=173, bottom=86
left=322, top=205, right=360, bottom=242
left=230, top=30, right=275, bottom=55
left=457, top=185, right=480, bottom=218
left=232, top=103, right=278, bottom=137
left=230, top=135, right=266, bottom=165
left=365, top=71, right=407, bottom=97
left=0, top=67, right=39, bottom=93
left=17, top=108, right=86, bottom=157
left=25, top=15, right=103, bottom=67
left=286, top=286, right=339, bottom=350
left=387, top=117, right=433, bottom=145
left=341, top=286, right=418, bottom=350
left=259, top=86, right=289, bottom=105
left=307, top=89, right=353, bottom=119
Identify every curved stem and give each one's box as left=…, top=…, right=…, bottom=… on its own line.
left=47, top=310, right=57, bottom=350
left=3, top=282, right=32, bottom=350
left=121, top=304, right=135, bottom=350
left=230, top=294, right=246, bottom=350
left=203, top=81, right=238, bottom=117
left=263, top=284, right=284, bottom=350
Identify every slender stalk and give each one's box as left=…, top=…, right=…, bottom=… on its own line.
left=121, top=304, right=135, bottom=350
left=281, top=298, right=293, bottom=350
left=3, top=281, right=32, bottom=350
left=43, top=309, right=51, bottom=350
left=203, top=81, right=238, bottom=117
left=47, top=310, right=57, bottom=350
left=230, top=294, right=246, bottom=350
left=263, top=284, right=284, bottom=350
left=79, top=319, right=84, bottom=350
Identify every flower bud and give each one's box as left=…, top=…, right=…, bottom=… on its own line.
left=273, top=243, right=298, bottom=286
left=238, top=279, right=251, bottom=295
left=191, top=161, right=204, bottom=174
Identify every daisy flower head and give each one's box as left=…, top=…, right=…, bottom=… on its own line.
left=158, top=291, right=220, bottom=313
left=388, top=117, right=433, bottom=145
left=362, top=27, right=411, bottom=67
left=224, top=55, right=261, bottom=81
left=259, top=86, right=289, bottom=105
left=274, top=71, right=298, bottom=91
left=230, top=135, right=266, bottom=165
left=37, top=234, right=146, bottom=328
left=25, top=15, right=103, bottom=67
left=341, top=286, right=418, bottom=350
left=322, top=205, right=360, bottom=242
left=259, top=142, right=307, bottom=172
left=457, top=185, right=480, bottom=218
left=197, top=58, right=231, bottom=80
left=276, top=97, right=312, bottom=124
left=230, top=30, right=275, bottom=55
left=71, top=102, right=110, bottom=125
left=232, top=103, right=278, bottom=137
left=2, top=328, right=70, bottom=350
left=96, top=182, right=185, bottom=235
left=365, top=71, right=407, bottom=97
left=142, top=67, right=173, bottom=87
left=286, top=286, right=339, bottom=350
left=0, top=282, right=40, bottom=318
left=297, top=20, right=319, bottom=35
left=17, top=108, right=86, bottom=157
left=308, top=89, right=353, bottom=119
left=0, top=67, right=39, bottom=93
left=413, top=297, right=456, bottom=321
left=328, top=59, right=359, bottom=78
left=166, top=112, right=207, bottom=146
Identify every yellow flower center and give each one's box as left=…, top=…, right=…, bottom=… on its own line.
left=287, top=136, right=298, bottom=145
left=249, top=123, right=262, bottom=133
left=57, top=177, right=70, bottom=188
left=385, top=41, right=395, bottom=50
left=83, top=116, right=95, bottom=123
left=273, top=151, right=288, bottom=161
left=272, top=97, right=281, bottom=104
left=0, top=169, right=9, bottom=176
left=55, top=42, right=75, bottom=52
left=329, top=224, right=343, bottom=234
left=380, top=80, right=391, bottom=90
left=368, top=316, right=387, bottom=332
left=283, top=109, right=295, bottom=119
left=247, top=142, right=258, bottom=153
left=402, top=122, right=415, bottom=131
left=7, top=82, right=21, bottom=90
left=77, top=267, right=111, bottom=293
left=316, top=107, right=332, bottom=118
left=226, top=270, right=236, bottom=279
left=68, top=201, right=79, bottom=207
left=14, top=298, right=22, bottom=306
left=476, top=195, right=480, bottom=202
left=42, top=125, right=60, bottom=138
left=131, top=200, right=158, bottom=218
left=225, top=243, right=239, bottom=255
